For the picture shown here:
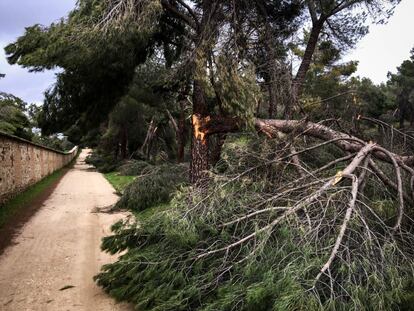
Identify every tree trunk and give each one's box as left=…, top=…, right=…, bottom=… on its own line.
left=167, top=94, right=187, bottom=163
left=268, top=81, right=277, bottom=118
left=141, top=118, right=157, bottom=160
left=256, top=1, right=278, bottom=118
left=201, top=116, right=414, bottom=167
left=210, top=133, right=226, bottom=166
left=177, top=92, right=188, bottom=162
left=190, top=79, right=210, bottom=183
left=265, top=31, right=278, bottom=118
left=285, top=20, right=324, bottom=119
left=120, top=126, right=128, bottom=159
left=189, top=0, right=216, bottom=184
left=399, top=107, right=405, bottom=129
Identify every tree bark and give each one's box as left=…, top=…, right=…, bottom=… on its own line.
left=167, top=93, right=188, bottom=163
left=141, top=118, right=157, bottom=160
left=254, top=119, right=414, bottom=166
left=256, top=0, right=278, bottom=118
left=189, top=0, right=216, bottom=184
left=264, top=26, right=278, bottom=118
left=177, top=97, right=187, bottom=162
left=285, top=20, right=324, bottom=119
left=190, top=79, right=210, bottom=183
left=210, top=133, right=226, bottom=166
left=200, top=117, right=414, bottom=167
left=120, top=126, right=128, bottom=159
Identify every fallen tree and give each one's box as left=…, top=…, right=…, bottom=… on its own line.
left=254, top=118, right=414, bottom=167
left=201, top=117, right=414, bottom=167
left=96, top=117, right=414, bottom=310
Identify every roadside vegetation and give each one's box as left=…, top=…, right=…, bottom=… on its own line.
left=100, top=158, right=188, bottom=211
left=115, top=163, right=188, bottom=211
left=0, top=92, right=75, bottom=152
left=5, top=0, right=414, bottom=310
left=0, top=169, right=65, bottom=229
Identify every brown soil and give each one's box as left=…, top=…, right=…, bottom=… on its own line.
left=0, top=149, right=132, bottom=311
left=0, top=168, right=69, bottom=256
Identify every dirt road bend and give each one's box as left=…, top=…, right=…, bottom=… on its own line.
left=0, top=149, right=132, bottom=311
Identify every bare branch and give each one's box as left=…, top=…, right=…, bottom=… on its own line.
left=161, top=0, right=198, bottom=30
left=373, top=146, right=404, bottom=231
left=175, top=0, right=200, bottom=29
left=314, top=173, right=359, bottom=284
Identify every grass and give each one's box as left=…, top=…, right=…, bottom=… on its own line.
left=0, top=169, right=65, bottom=229
left=104, top=172, right=136, bottom=194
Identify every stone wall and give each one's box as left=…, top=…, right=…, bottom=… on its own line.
left=0, top=132, right=78, bottom=204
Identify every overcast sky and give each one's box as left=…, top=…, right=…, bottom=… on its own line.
left=0, top=0, right=76, bottom=104
left=0, top=0, right=413, bottom=105
left=344, top=0, right=414, bottom=83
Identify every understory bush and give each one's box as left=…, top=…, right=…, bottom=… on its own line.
left=85, top=151, right=119, bottom=173
left=96, top=133, right=414, bottom=310
left=115, top=163, right=188, bottom=211
left=118, top=160, right=153, bottom=176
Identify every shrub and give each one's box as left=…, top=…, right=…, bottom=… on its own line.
left=115, top=163, right=188, bottom=211
left=118, top=160, right=153, bottom=176
left=85, top=152, right=119, bottom=173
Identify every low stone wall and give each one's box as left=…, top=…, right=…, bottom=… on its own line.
left=0, top=132, right=78, bottom=204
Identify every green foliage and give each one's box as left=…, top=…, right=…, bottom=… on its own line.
left=85, top=151, right=119, bottom=173
left=3, top=0, right=191, bottom=145
left=100, top=96, right=146, bottom=159
left=301, top=41, right=398, bottom=123
left=213, top=57, right=261, bottom=126
left=89, top=0, right=163, bottom=34
left=0, top=92, right=75, bottom=150
left=388, top=47, right=414, bottom=126
left=4, top=3, right=155, bottom=142
left=118, top=160, right=153, bottom=176
left=115, top=163, right=188, bottom=211
left=95, top=134, right=414, bottom=310
left=96, top=186, right=410, bottom=311
left=300, top=38, right=361, bottom=119
left=354, top=78, right=396, bottom=119
left=31, top=134, right=74, bottom=152
left=0, top=92, right=33, bottom=140
left=97, top=62, right=175, bottom=160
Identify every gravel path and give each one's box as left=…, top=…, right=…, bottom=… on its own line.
left=0, top=149, right=132, bottom=311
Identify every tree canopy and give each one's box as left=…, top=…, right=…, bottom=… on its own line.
left=0, top=92, right=33, bottom=140
left=388, top=48, right=414, bottom=127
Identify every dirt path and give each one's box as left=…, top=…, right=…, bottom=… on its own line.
left=0, top=149, right=132, bottom=311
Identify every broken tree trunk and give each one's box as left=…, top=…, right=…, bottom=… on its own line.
left=198, top=116, right=414, bottom=169
left=254, top=119, right=414, bottom=167
left=190, top=79, right=210, bottom=183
